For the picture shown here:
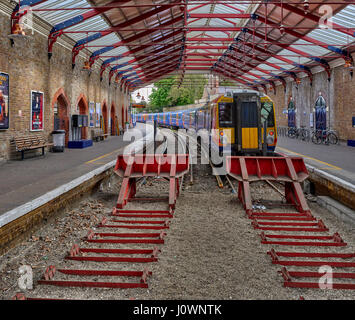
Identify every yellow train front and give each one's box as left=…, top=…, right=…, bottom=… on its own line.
left=134, top=89, right=278, bottom=156
left=211, top=90, right=277, bottom=156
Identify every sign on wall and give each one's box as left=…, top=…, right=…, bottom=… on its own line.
left=89, top=102, right=95, bottom=128
left=0, top=72, right=9, bottom=130
left=95, top=103, right=101, bottom=128
left=30, top=91, right=44, bottom=131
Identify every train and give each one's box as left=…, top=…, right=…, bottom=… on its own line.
left=134, top=89, right=277, bottom=156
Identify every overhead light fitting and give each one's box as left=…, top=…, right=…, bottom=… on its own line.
left=304, top=0, right=310, bottom=14
left=82, top=61, right=92, bottom=75
left=8, top=23, right=31, bottom=44
left=344, top=58, right=354, bottom=69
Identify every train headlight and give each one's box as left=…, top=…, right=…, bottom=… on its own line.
left=219, top=131, right=228, bottom=145
left=266, top=131, right=275, bottom=145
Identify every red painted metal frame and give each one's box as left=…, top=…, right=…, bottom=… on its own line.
left=114, top=154, right=189, bottom=210
left=73, top=13, right=184, bottom=66
left=280, top=267, right=355, bottom=290
left=226, top=156, right=310, bottom=215
left=259, top=231, right=347, bottom=247
left=12, top=1, right=355, bottom=89
left=38, top=280, right=149, bottom=289
left=48, top=0, right=132, bottom=57
left=268, top=250, right=355, bottom=259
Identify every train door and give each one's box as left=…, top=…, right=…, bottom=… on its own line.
left=235, top=93, right=261, bottom=154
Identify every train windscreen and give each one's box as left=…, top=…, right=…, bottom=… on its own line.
left=218, top=103, right=234, bottom=127
left=261, top=101, right=275, bottom=127
left=241, top=102, right=258, bottom=128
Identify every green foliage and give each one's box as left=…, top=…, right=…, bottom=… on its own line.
left=147, top=75, right=207, bottom=112
left=219, top=79, right=237, bottom=87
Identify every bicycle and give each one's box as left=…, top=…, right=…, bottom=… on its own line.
left=299, top=128, right=311, bottom=142
left=326, top=130, right=339, bottom=145
left=287, top=127, right=298, bottom=138
left=287, top=127, right=310, bottom=142
left=311, top=129, right=338, bottom=145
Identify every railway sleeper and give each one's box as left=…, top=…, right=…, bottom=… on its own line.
left=280, top=267, right=355, bottom=290
left=268, top=249, right=355, bottom=267
left=259, top=232, right=347, bottom=247
left=37, top=266, right=153, bottom=289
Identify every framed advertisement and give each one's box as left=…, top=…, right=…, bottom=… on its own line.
left=89, top=102, right=95, bottom=128
left=96, top=103, right=101, bottom=128
left=30, top=91, right=44, bottom=131
left=0, top=72, right=10, bottom=130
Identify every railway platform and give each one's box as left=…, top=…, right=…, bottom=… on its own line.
left=2, top=0, right=355, bottom=305
left=0, top=136, right=128, bottom=217
left=0, top=123, right=149, bottom=218
left=1, top=124, right=355, bottom=301
left=276, top=136, right=355, bottom=213
left=276, top=136, right=355, bottom=185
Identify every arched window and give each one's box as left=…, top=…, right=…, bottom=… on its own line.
left=288, top=97, right=296, bottom=128
left=315, top=92, right=327, bottom=131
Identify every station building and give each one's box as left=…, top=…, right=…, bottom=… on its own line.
left=0, top=0, right=131, bottom=162
left=0, top=0, right=355, bottom=165
left=268, top=60, right=355, bottom=141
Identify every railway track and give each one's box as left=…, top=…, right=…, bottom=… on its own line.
left=12, top=128, right=188, bottom=300
left=10, top=126, right=355, bottom=300
left=227, top=156, right=355, bottom=292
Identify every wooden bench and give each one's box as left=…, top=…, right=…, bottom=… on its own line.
left=13, top=135, right=54, bottom=160
left=92, top=130, right=109, bottom=142
left=102, top=133, right=109, bottom=140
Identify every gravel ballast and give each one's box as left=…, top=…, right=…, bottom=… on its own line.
left=1, top=164, right=355, bottom=300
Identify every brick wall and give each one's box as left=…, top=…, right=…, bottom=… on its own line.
left=268, top=63, right=355, bottom=142
left=0, top=5, right=131, bottom=162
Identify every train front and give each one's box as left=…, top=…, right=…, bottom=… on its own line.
left=214, top=90, right=277, bottom=156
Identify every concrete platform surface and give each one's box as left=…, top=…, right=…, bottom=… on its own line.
left=0, top=136, right=129, bottom=215
left=277, top=136, right=355, bottom=185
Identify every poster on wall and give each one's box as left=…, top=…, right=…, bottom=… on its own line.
left=30, top=91, right=44, bottom=131
left=89, top=102, right=95, bottom=128
left=96, top=103, right=101, bottom=128
left=0, top=72, right=9, bottom=130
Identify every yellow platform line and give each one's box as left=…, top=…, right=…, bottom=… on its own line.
left=85, top=149, right=122, bottom=165
left=277, top=146, right=342, bottom=171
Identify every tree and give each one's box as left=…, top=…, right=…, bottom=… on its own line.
left=219, top=79, right=237, bottom=87
left=148, top=75, right=207, bottom=112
